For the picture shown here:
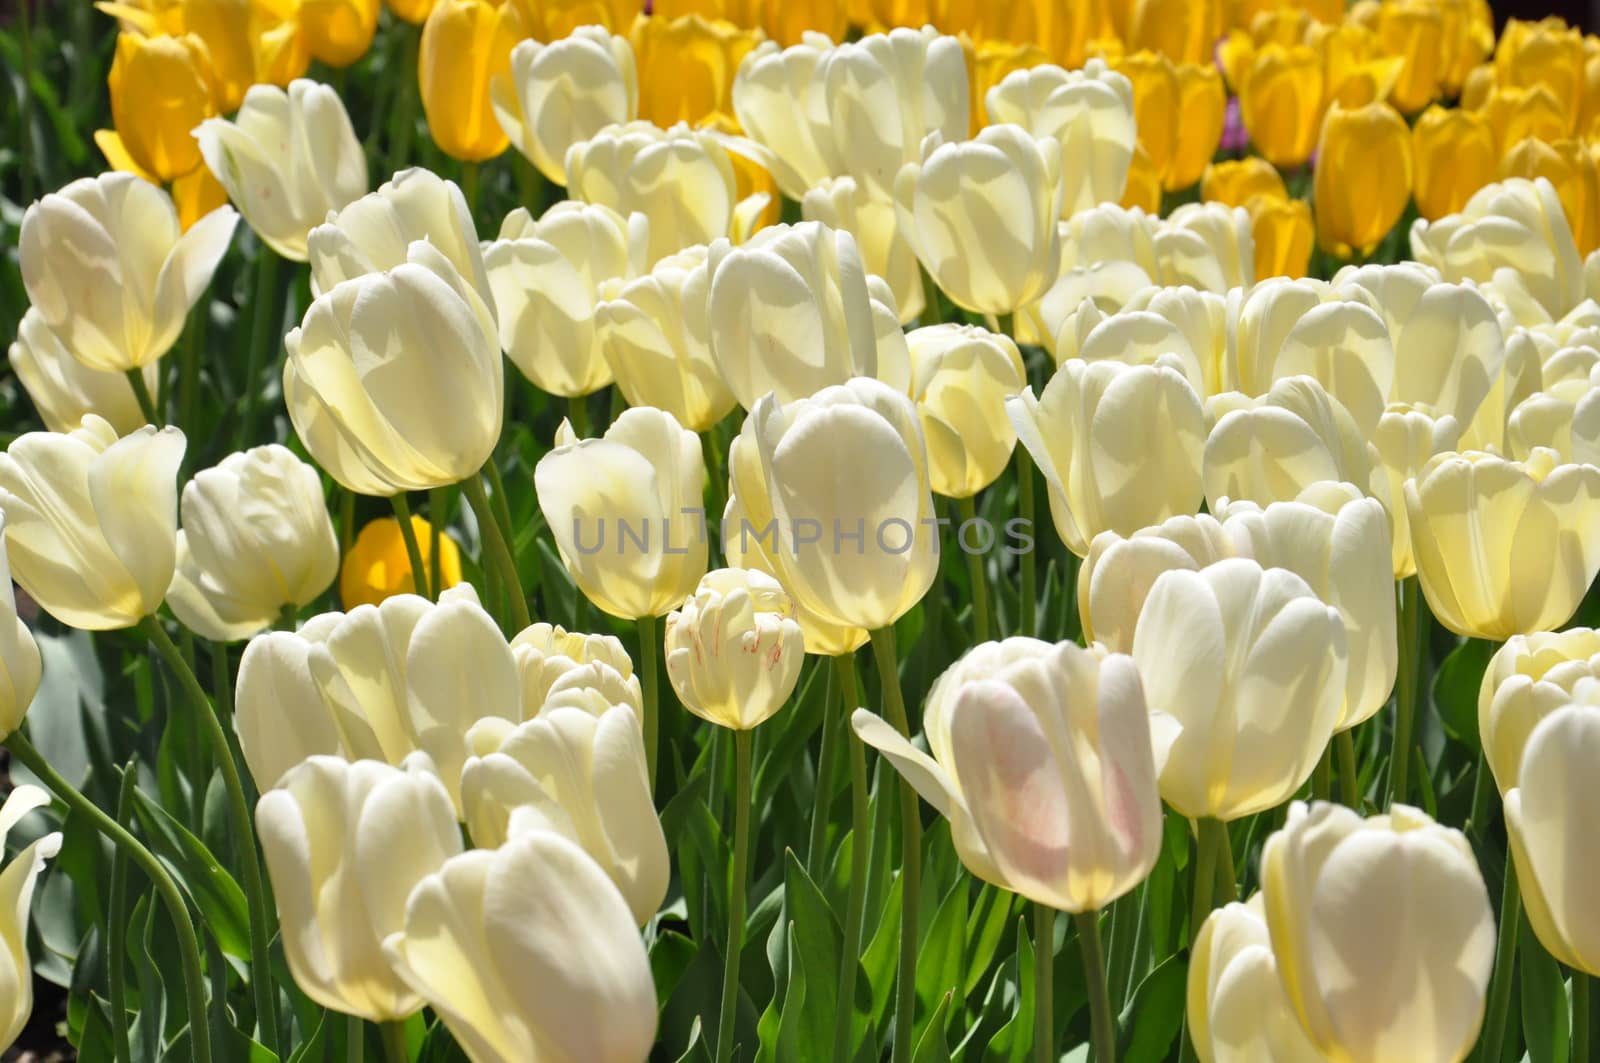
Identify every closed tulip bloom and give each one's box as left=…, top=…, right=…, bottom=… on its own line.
left=233, top=622, right=356, bottom=791
left=1475, top=82, right=1569, bottom=157
left=1313, top=101, right=1413, bottom=259
left=161, top=0, right=309, bottom=111
left=853, top=638, right=1161, bottom=912
left=908, top=324, right=1026, bottom=498
left=0, top=418, right=183, bottom=631
left=631, top=13, right=761, bottom=129
left=1376, top=0, right=1447, bottom=114
left=536, top=408, right=707, bottom=620
left=1238, top=44, right=1325, bottom=168
left=1373, top=402, right=1461, bottom=578
left=503, top=0, right=635, bottom=38
left=458, top=704, right=667, bottom=925
left=382, top=832, right=658, bottom=1063
left=1507, top=382, right=1600, bottom=466
left=1051, top=303, right=1210, bottom=398
left=1204, top=376, right=1377, bottom=510
left=733, top=35, right=840, bottom=199
left=1249, top=195, right=1315, bottom=280
left=419, top=0, right=522, bottom=162
left=19, top=172, right=236, bottom=373
left=1155, top=202, right=1256, bottom=293
left=1407, top=448, right=1600, bottom=639
left=1115, top=53, right=1226, bottom=193
left=1478, top=629, right=1600, bottom=794
left=1055, top=201, right=1160, bottom=276
left=802, top=176, right=924, bottom=324
left=107, top=31, right=214, bottom=182
left=664, top=568, right=804, bottom=730
left=1136, top=560, right=1347, bottom=819
left=257, top=755, right=463, bottom=1022
left=9, top=308, right=156, bottom=436
left=1411, top=105, right=1496, bottom=221
left=485, top=202, right=646, bottom=398
left=1502, top=136, right=1600, bottom=257
left=984, top=60, right=1137, bottom=216
left=340, top=516, right=464, bottom=610
left=1078, top=513, right=1233, bottom=654
left=0, top=786, right=62, bottom=1052
left=1201, top=157, right=1287, bottom=208
left=299, top=0, right=379, bottom=67
left=1010, top=358, right=1206, bottom=558
left=1119, top=142, right=1163, bottom=213
left=1188, top=896, right=1322, bottom=1063
left=895, top=124, right=1063, bottom=315
left=732, top=378, right=937, bottom=631
left=490, top=30, right=637, bottom=187
left=1261, top=801, right=1495, bottom=1063
left=816, top=26, right=969, bottom=199
left=511, top=621, right=640, bottom=718
left=1495, top=17, right=1586, bottom=133
left=1106, top=285, right=1230, bottom=396
left=0, top=521, right=41, bottom=739
left=1128, top=0, right=1225, bottom=65
left=195, top=79, right=368, bottom=262
left=166, top=445, right=338, bottom=642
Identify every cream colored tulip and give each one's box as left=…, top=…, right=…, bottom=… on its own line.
left=382, top=831, right=658, bottom=1063
left=0, top=520, right=40, bottom=740
left=1507, top=383, right=1600, bottom=465
left=285, top=241, right=502, bottom=495
left=567, top=121, right=758, bottom=266
left=459, top=704, right=667, bottom=926
left=1010, top=357, right=1206, bottom=558
left=9, top=308, right=156, bottom=435
left=256, top=755, right=462, bottom=1022
left=1025, top=259, right=1156, bottom=350
left=1078, top=514, right=1233, bottom=654
left=1460, top=322, right=1546, bottom=452
left=166, top=445, right=338, bottom=642
left=1373, top=402, right=1462, bottom=578
left=815, top=26, right=968, bottom=199
left=1204, top=376, right=1378, bottom=511
left=802, top=175, right=925, bottom=324
left=895, top=124, right=1063, bottom=315
left=984, top=60, right=1137, bottom=218
left=733, top=34, right=841, bottom=199
left=1261, top=801, right=1494, bottom=1063
left=1155, top=202, right=1254, bottom=293
left=535, top=408, right=707, bottom=620
left=1188, top=896, right=1322, bottom=1063
left=0, top=417, right=183, bottom=631
left=1134, top=560, right=1347, bottom=820
left=907, top=324, right=1026, bottom=498
left=485, top=202, right=646, bottom=399
left=1411, top=176, right=1585, bottom=326
left=19, top=172, right=236, bottom=372
left=491, top=29, right=638, bottom=187
left=1506, top=705, right=1600, bottom=976
left=233, top=620, right=355, bottom=791
left=306, top=167, right=493, bottom=313
left=511, top=621, right=641, bottom=719
left=852, top=638, right=1161, bottom=912
left=1406, top=447, right=1600, bottom=640
left=1057, top=202, right=1160, bottom=276
left=1051, top=301, right=1209, bottom=398
left=731, top=377, right=937, bottom=632
left=195, top=79, right=368, bottom=262
left=1216, top=485, right=1397, bottom=732
left=1118, top=285, right=1229, bottom=396
left=664, top=568, right=803, bottom=731
left=0, top=786, right=61, bottom=1052
left=1478, top=628, right=1600, bottom=794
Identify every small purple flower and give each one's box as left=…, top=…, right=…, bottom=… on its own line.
left=1220, top=96, right=1250, bottom=153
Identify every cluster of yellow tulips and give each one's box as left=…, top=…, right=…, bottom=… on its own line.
left=7, top=0, right=1600, bottom=1060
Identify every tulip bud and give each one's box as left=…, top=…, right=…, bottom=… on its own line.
left=234, top=621, right=354, bottom=790
left=1494, top=17, right=1586, bottom=133
left=731, top=378, right=938, bottom=631
left=802, top=176, right=924, bottom=324
left=1407, top=448, right=1600, bottom=639
left=1188, top=896, right=1321, bottom=1063
left=664, top=568, right=804, bottom=730
left=1118, top=142, right=1162, bottom=213
left=1247, top=194, right=1315, bottom=281
left=1204, top=376, right=1377, bottom=510
left=1238, top=43, right=1325, bottom=168
left=1411, top=105, right=1497, bottom=221
left=382, top=832, right=659, bottom=1063
left=419, top=0, right=522, bottom=162
left=1261, top=802, right=1494, bottom=1063
left=1128, top=0, right=1224, bottom=65
left=107, top=31, right=215, bottom=182
left=178, top=0, right=310, bottom=111
left=631, top=12, right=761, bottom=129
left=299, top=0, right=380, bottom=68
left=1154, top=202, right=1255, bottom=293
left=733, top=35, right=841, bottom=199
left=340, top=516, right=464, bottom=610
left=0, top=786, right=61, bottom=1049
left=490, top=29, right=638, bottom=187
left=256, top=755, right=462, bottom=1022
left=853, top=638, right=1161, bottom=912
left=1313, top=100, right=1414, bottom=259
left=19, top=173, right=236, bottom=373
left=535, top=408, right=708, bottom=620
left=1078, top=514, right=1233, bottom=654
left=1010, top=358, right=1206, bottom=557
left=511, top=622, right=641, bottom=718
left=1479, top=629, right=1600, bottom=795
left=1373, top=403, right=1461, bottom=578
left=1201, top=157, right=1286, bottom=208
left=195, top=79, right=368, bottom=262
left=1115, top=53, right=1225, bottom=193
left=984, top=60, right=1137, bottom=215
left=907, top=324, right=1026, bottom=498
left=895, top=124, right=1063, bottom=315
left=9, top=308, right=157, bottom=436
left=0, top=417, right=184, bottom=631
left=166, top=445, right=339, bottom=642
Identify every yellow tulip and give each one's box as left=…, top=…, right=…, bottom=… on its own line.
left=861, top=0, right=928, bottom=32
left=699, top=111, right=781, bottom=232
left=1377, top=0, right=1445, bottom=114
left=1128, top=0, right=1224, bottom=66
left=1247, top=194, right=1314, bottom=279
left=419, top=0, right=523, bottom=162
left=1116, top=52, right=1225, bottom=192
left=1237, top=43, right=1325, bottom=168
left=1119, top=142, right=1162, bottom=212
left=1232, top=0, right=1342, bottom=28
left=1312, top=100, right=1413, bottom=259
left=1411, top=105, right=1496, bottom=220
left=340, top=516, right=464, bottom=609
left=1502, top=136, right=1600, bottom=257
left=631, top=13, right=763, bottom=129
left=966, top=37, right=1051, bottom=136
left=1495, top=17, right=1586, bottom=134
left=930, top=0, right=1108, bottom=68
left=106, top=32, right=214, bottom=183
left=178, top=0, right=310, bottom=112
left=1476, top=82, right=1571, bottom=153
left=93, top=129, right=230, bottom=231
left=1315, top=19, right=1403, bottom=106
left=1201, top=157, right=1287, bottom=208
left=505, top=0, right=636, bottom=40
left=299, top=0, right=380, bottom=67
left=384, top=0, right=436, bottom=24
left=1440, top=0, right=1494, bottom=95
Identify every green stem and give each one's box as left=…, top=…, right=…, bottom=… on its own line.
left=997, top=312, right=1015, bottom=338
left=1480, top=857, right=1522, bottom=1063
left=716, top=729, right=754, bottom=1063
left=6, top=732, right=214, bottom=1063
left=638, top=613, right=660, bottom=791
left=178, top=307, right=206, bottom=442
left=339, top=488, right=356, bottom=558
left=460, top=162, right=480, bottom=225
left=1389, top=577, right=1420, bottom=808
left=1016, top=448, right=1037, bottom=637
left=869, top=625, right=920, bottom=1063
left=389, top=494, right=430, bottom=597
left=462, top=473, right=531, bottom=630
left=1311, top=745, right=1332, bottom=802
left=380, top=1021, right=409, bottom=1063
left=428, top=487, right=448, bottom=598
left=126, top=368, right=160, bottom=426
left=1335, top=729, right=1360, bottom=809
left=348, top=1013, right=364, bottom=1063
left=831, top=653, right=868, bottom=1063
left=957, top=495, right=992, bottom=643
left=1035, top=903, right=1055, bottom=1063
left=275, top=603, right=298, bottom=632
left=567, top=393, right=592, bottom=438
left=239, top=250, right=282, bottom=446
left=919, top=266, right=944, bottom=326
left=1468, top=749, right=1494, bottom=839
left=1574, top=971, right=1591, bottom=1063
left=1180, top=819, right=1233, bottom=1063
left=1075, top=910, right=1116, bottom=1063
left=482, top=460, right=517, bottom=560
left=142, top=617, right=280, bottom=1055
left=107, top=762, right=138, bottom=1063
left=805, top=660, right=838, bottom=878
